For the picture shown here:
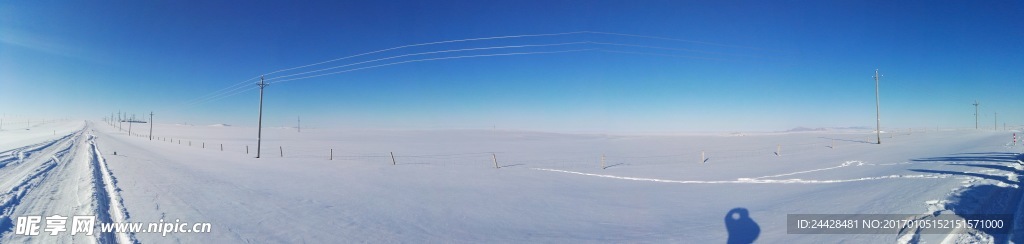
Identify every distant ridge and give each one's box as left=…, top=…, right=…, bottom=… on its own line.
left=785, top=127, right=827, bottom=132
left=783, top=126, right=871, bottom=132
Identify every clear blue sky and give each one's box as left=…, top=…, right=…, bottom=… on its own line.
left=1, top=1, right=1021, bottom=132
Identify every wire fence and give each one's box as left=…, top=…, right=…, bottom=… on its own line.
left=101, top=120, right=1020, bottom=170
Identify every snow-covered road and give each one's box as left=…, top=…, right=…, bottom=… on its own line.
left=1, top=120, right=1022, bottom=243
left=0, top=121, right=133, bottom=243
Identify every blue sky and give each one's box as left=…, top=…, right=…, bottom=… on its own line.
left=1, top=1, right=1021, bottom=132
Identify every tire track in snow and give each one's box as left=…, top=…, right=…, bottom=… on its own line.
left=748, top=160, right=931, bottom=180
left=0, top=132, right=79, bottom=170
left=88, top=133, right=136, bottom=244
left=532, top=168, right=950, bottom=184
left=748, top=160, right=865, bottom=180
left=0, top=130, right=82, bottom=239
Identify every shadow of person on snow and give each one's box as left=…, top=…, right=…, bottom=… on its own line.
left=725, top=208, right=760, bottom=244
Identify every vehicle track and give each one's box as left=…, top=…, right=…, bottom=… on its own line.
left=0, top=123, right=137, bottom=243
left=0, top=129, right=83, bottom=239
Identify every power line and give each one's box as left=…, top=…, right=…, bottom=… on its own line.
left=263, top=42, right=589, bottom=82
left=183, top=31, right=760, bottom=110
left=582, top=31, right=768, bottom=51
left=588, top=41, right=749, bottom=57
left=185, top=82, right=261, bottom=108
left=262, top=41, right=747, bottom=83
left=597, top=50, right=725, bottom=61
left=181, top=76, right=260, bottom=106
left=268, top=48, right=598, bottom=84
left=188, top=49, right=595, bottom=106
left=174, top=44, right=741, bottom=107
left=262, top=31, right=591, bottom=77
left=182, top=33, right=586, bottom=110
left=264, top=30, right=743, bottom=78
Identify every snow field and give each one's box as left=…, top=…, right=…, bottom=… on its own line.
left=2, top=120, right=1023, bottom=242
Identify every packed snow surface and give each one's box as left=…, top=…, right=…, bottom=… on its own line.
left=1, top=120, right=1022, bottom=243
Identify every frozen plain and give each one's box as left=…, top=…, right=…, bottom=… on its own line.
left=1, top=120, right=1022, bottom=243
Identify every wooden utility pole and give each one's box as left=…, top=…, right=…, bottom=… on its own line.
left=874, top=69, right=882, bottom=144
left=128, top=114, right=133, bottom=135
left=973, top=100, right=980, bottom=129
left=149, top=111, right=154, bottom=140
left=256, top=76, right=268, bottom=158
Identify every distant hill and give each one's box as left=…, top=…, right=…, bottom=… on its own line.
left=785, top=127, right=827, bottom=132
left=783, top=126, right=871, bottom=132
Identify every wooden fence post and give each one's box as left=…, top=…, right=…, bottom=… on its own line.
left=492, top=153, right=499, bottom=169
left=701, top=150, right=705, bottom=164
left=246, top=145, right=249, bottom=154
left=279, top=146, right=283, bottom=157
left=390, top=152, right=396, bottom=165
left=601, top=153, right=606, bottom=169
left=330, top=149, right=333, bottom=160
left=220, top=144, right=223, bottom=151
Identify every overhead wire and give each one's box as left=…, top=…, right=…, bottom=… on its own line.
left=181, top=32, right=589, bottom=108
left=183, top=31, right=763, bottom=108
left=179, top=75, right=260, bottom=107
left=263, top=42, right=589, bottom=82
left=190, top=44, right=593, bottom=107
left=261, top=31, right=590, bottom=77
left=582, top=31, right=767, bottom=51
left=268, top=48, right=598, bottom=84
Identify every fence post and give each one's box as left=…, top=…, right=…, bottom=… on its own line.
left=601, top=153, right=606, bottom=169
left=330, top=149, right=333, bottom=160
left=246, top=145, right=249, bottom=154
left=390, top=152, right=396, bottom=165
left=220, top=144, right=223, bottom=151
left=701, top=150, right=705, bottom=164
left=279, top=146, right=283, bottom=157
left=202, top=142, right=205, bottom=148
left=776, top=145, right=781, bottom=156
left=492, top=153, right=499, bottom=169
